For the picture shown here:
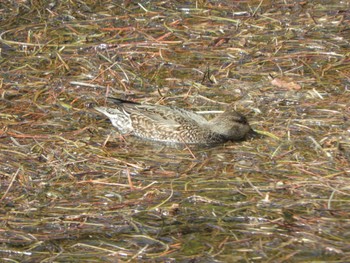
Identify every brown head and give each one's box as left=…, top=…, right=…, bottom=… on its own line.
left=209, top=108, right=253, bottom=141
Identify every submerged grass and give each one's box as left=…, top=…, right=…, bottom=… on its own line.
left=1, top=0, right=350, bottom=262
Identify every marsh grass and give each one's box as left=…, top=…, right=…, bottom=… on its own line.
left=1, top=0, right=350, bottom=262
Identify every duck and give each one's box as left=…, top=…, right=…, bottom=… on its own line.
left=95, top=97, right=254, bottom=145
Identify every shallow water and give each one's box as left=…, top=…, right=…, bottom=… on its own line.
left=1, top=0, right=350, bottom=262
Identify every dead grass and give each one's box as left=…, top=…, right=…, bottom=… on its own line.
left=1, top=0, right=350, bottom=262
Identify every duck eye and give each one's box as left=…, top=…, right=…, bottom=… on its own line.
left=237, top=115, right=247, bottom=124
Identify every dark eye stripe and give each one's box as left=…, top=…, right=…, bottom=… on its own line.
left=237, top=116, right=247, bottom=124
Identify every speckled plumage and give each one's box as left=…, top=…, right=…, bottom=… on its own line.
left=95, top=97, right=253, bottom=145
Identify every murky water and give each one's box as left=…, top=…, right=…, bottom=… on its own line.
left=1, top=0, right=349, bottom=262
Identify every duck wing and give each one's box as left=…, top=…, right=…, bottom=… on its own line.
left=108, top=98, right=208, bottom=128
